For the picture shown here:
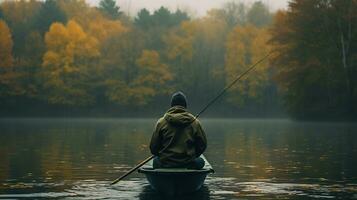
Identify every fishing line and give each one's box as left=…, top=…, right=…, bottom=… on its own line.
left=110, top=51, right=272, bottom=185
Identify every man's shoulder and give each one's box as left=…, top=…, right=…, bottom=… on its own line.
left=191, top=117, right=201, bottom=125
left=156, top=117, right=166, bottom=126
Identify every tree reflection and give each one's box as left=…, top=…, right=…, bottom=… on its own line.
left=139, top=185, right=210, bottom=200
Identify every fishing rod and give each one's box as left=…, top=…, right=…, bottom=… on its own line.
left=110, top=51, right=272, bottom=185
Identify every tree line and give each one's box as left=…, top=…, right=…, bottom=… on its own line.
left=271, top=0, right=357, bottom=119
left=0, top=0, right=356, bottom=119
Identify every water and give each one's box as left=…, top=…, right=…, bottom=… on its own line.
left=0, top=118, right=357, bottom=199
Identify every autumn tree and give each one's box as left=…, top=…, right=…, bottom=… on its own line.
left=131, top=50, right=173, bottom=104
left=225, top=25, right=270, bottom=106
left=0, top=0, right=282, bottom=116
left=0, top=20, right=13, bottom=69
left=14, top=0, right=66, bottom=97
left=0, top=20, right=21, bottom=96
left=42, top=20, right=100, bottom=105
left=0, top=0, right=42, bottom=57
left=88, top=16, right=127, bottom=44
left=87, top=15, right=128, bottom=102
left=0, top=1, right=48, bottom=99
left=105, top=50, right=172, bottom=105
left=164, top=15, right=228, bottom=105
left=57, top=0, right=98, bottom=28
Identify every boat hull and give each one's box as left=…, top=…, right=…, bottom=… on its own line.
left=145, top=171, right=208, bottom=195
left=138, top=155, right=213, bottom=196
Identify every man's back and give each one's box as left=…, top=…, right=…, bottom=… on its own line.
left=150, top=92, right=207, bottom=168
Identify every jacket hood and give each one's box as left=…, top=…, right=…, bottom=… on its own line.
left=164, top=106, right=195, bottom=126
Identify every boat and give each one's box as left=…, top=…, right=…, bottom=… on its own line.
left=138, top=155, right=214, bottom=196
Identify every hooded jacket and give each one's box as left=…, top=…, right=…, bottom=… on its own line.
left=150, top=106, right=207, bottom=167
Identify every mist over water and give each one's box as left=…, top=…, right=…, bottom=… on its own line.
left=1, top=0, right=357, bottom=198
left=0, top=118, right=357, bottom=199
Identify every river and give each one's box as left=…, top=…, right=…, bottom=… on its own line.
left=0, top=118, right=357, bottom=199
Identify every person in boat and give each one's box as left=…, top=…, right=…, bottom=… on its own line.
left=150, top=91, right=207, bottom=169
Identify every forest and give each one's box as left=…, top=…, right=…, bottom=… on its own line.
left=0, top=0, right=356, bottom=120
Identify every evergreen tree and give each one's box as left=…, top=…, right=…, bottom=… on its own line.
left=152, top=6, right=172, bottom=27
left=34, top=0, right=67, bottom=34
left=135, top=8, right=151, bottom=29
left=98, top=0, right=122, bottom=20
left=271, top=0, right=357, bottom=119
left=172, top=9, right=189, bottom=25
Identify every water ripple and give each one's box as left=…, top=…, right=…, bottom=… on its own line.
left=1, top=178, right=357, bottom=199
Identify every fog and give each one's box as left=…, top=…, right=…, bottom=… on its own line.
left=87, top=0, right=289, bottom=16
left=0, top=0, right=356, bottom=120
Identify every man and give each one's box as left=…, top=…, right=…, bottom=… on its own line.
left=150, top=91, right=207, bottom=169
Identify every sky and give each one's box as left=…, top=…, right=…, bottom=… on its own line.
left=88, top=0, right=289, bottom=17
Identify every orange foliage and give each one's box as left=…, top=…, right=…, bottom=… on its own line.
left=0, top=20, right=13, bottom=69
left=225, top=25, right=271, bottom=105
left=42, top=20, right=100, bottom=105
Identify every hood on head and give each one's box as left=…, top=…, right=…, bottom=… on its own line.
left=164, top=106, right=195, bottom=126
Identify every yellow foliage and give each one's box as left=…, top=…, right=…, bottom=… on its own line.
left=44, top=20, right=99, bottom=69
left=0, top=20, right=13, bottom=69
left=88, top=17, right=128, bottom=43
left=0, top=0, right=41, bottom=26
left=225, top=25, right=270, bottom=105
left=105, top=50, right=173, bottom=105
left=164, top=17, right=227, bottom=66
left=57, top=0, right=94, bottom=28
left=135, top=50, right=173, bottom=85
left=0, top=20, right=26, bottom=96
left=42, top=20, right=100, bottom=105
left=45, top=23, right=69, bottom=51
left=164, top=21, right=195, bottom=61
left=198, top=16, right=228, bottom=45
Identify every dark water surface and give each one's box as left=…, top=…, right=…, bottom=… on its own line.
left=1, top=118, right=357, bottom=199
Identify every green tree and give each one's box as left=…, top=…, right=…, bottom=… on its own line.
left=134, top=8, right=151, bottom=29
left=172, top=9, right=189, bottom=24
left=270, top=0, right=357, bottom=119
left=135, top=7, right=189, bottom=51
left=98, top=0, right=122, bottom=20
left=152, top=6, right=172, bottom=27
left=34, top=0, right=67, bottom=34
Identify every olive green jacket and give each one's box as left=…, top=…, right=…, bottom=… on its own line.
left=150, top=106, right=207, bottom=167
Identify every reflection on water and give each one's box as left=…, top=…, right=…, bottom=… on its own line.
left=0, top=118, right=357, bottom=199
left=1, top=178, right=357, bottom=199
